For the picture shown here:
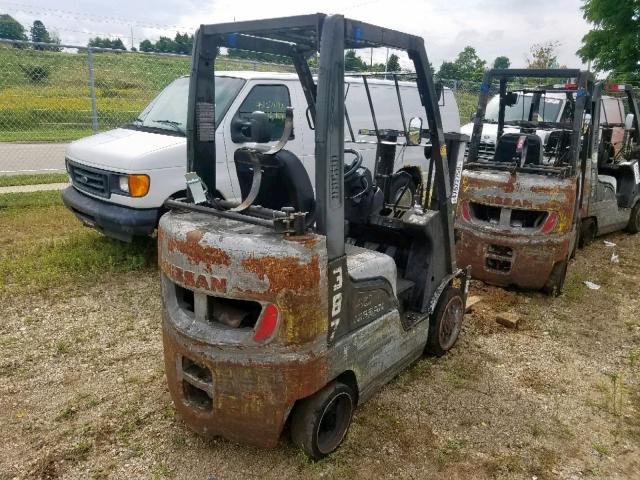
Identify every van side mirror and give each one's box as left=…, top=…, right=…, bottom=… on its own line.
left=249, top=111, right=272, bottom=143
left=407, top=117, right=423, bottom=146
left=424, top=145, right=433, bottom=159
left=505, top=92, right=518, bottom=107
left=625, top=113, right=635, bottom=130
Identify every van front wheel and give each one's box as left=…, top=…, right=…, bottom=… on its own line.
left=389, top=174, right=416, bottom=209
left=290, top=381, right=355, bottom=460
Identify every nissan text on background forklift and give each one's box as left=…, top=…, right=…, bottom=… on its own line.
left=157, top=13, right=470, bottom=458
left=456, top=69, right=640, bottom=295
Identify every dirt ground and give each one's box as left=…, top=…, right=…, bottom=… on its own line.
left=1, top=201, right=639, bottom=480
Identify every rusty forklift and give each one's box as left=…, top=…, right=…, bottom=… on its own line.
left=457, top=69, right=640, bottom=295
left=158, top=14, right=469, bottom=458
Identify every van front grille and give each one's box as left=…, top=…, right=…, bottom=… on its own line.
left=466, top=141, right=496, bottom=160
left=68, top=160, right=110, bottom=198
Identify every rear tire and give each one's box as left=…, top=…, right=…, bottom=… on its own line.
left=579, top=218, right=597, bottom=248
left=290, top=381, right=355, bottom=460
left=426, top=287, right=464, bottom=357
left=542, top=260, right=568, bottom=296
left=626, top=201, right=640, bottom=233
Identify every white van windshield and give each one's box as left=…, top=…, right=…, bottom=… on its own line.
left=484, top=94, right=564, bottom=123
left=133, top=76, right=245, bottom=134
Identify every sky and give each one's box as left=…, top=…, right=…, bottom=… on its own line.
left=0, top=0, right=592, bottom=69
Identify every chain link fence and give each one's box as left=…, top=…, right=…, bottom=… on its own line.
left=0, top=39, right=297, bottom=174
left=440, top=79, right=484, bottom=125
left=0, top=38, right=485, bottom=175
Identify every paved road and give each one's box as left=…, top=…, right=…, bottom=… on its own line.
left=0, top=142, right=68, bottom=174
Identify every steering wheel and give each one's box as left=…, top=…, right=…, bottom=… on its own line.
left=344, top=148, right=363, bottom=180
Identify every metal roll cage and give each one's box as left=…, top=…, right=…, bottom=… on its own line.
left=179, top=13, right=455, bottom=270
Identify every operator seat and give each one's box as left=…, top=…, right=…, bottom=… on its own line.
left=494, top=133, right=543, bottom=165
left=234, top=149, right=316, bottom=221
left=544, top=130, right=572, bottom=165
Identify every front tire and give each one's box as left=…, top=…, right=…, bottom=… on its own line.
left=389, top=174, right=417, bottom=209
left=426, top=287, right=464, bottom=357
left=290, top=381, right=355, bottom=460
left=626, top=201, right=640, bottom=233
left=542, top=260, right=567, bottom=296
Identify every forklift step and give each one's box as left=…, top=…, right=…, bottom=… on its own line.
left=396, top=278, right=415, bottom=295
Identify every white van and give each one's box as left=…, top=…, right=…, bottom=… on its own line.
left=461, top=91, right=627, bottom=160
left=62, top=72, right=460, bottom=241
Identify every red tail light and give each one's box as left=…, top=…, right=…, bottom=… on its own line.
left=461, top=200, right=472, bottom=222
left=254, top=303, right=279, bottom=342
left=553, top=83, right=577, bottom=90
left=540, top=212, right=558, bottom=234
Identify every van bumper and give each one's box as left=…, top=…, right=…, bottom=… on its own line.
left=456, top=224, right=572, bottom=290
left=62, top=186, right=159, bottom=242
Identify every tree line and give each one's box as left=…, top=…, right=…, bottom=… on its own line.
left=0, top=14, right=61, bottom=50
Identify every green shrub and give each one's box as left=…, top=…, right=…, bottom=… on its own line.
left=19, top=64, right=50, bottom=84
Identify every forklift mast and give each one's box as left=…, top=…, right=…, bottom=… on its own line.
left=184, top=13, right=456, bottom=270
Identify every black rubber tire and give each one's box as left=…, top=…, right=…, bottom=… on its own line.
left=389, top=175, right=417, bottom=209
left=542, top=260, right=568, bottom=296
left=570, top=232, right=578, bottom=259
left=626, top=201, right=640, bottom=234
left=290, top=381, right=355, bottom=460
left=579, top=218, right=597, bottom=248
left=426, top=287, right=464, bottom=357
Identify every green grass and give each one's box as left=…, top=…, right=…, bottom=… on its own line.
left=453, top=89, right=478, bottom=125
left=0, top=189, right=63, bottom=208
left=0, top=229, right=156, bottom=294
left=0, top=127, right=93, bottom=143
left=0, top=173, right=69, bottom=187
left=0, top=190, right=156, bottom=295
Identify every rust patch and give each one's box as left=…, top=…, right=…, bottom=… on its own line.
left=240, top=255, right=320, bottom=295
left=166, top=229, right=231, bottom=270
left=288, top=234, right=323, bottom=250
left=239, top=254, right=326, bottom=344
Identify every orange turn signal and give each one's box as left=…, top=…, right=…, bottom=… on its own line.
left=128, top=174, right=150, bottom=197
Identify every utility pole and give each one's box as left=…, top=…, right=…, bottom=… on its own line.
left=130, top=25, right=134, bottom=50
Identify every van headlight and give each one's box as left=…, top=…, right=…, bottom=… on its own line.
left=114, top=174, right=150, bottom=197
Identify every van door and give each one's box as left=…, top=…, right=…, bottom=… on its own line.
left=224, top=81, right=303, bottom=197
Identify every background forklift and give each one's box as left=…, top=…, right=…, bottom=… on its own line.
left=158, top=14, right=469, bottom=458
left=457, top=70, right=640, bottom=295
left=583, top=83, right=640, bottom=240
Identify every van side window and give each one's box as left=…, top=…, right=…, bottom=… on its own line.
left=232, top=84, right=291, bottom=143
